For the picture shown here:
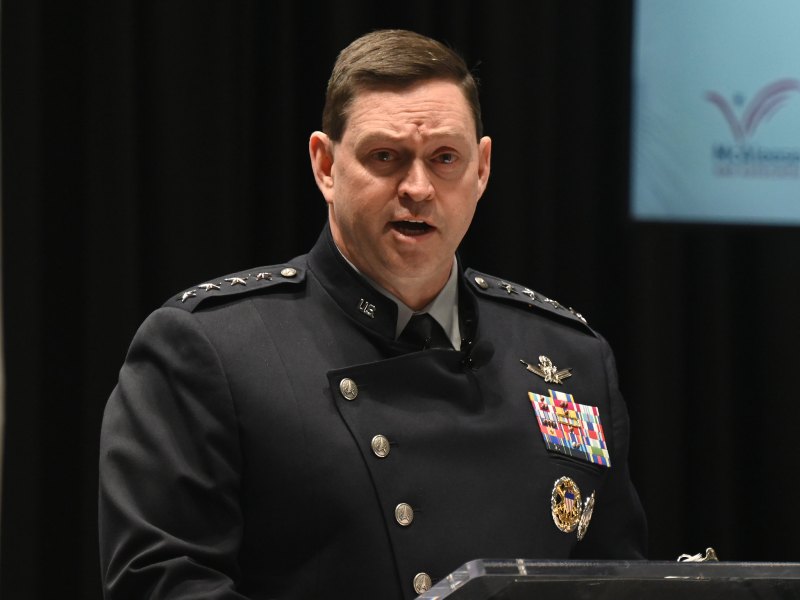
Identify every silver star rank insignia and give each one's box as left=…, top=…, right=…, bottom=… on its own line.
left=224, top=276, right=247, bottom=286
left=541, top=296, right=563, bottom=310
left=569, top=307, right=588, bottom=324
left=198, top=283, right=221, bottom=291
left=498, top=281, right=517, bottom=294
left=520, top=355, right=573, bottom=384
left=256, top=272, right=273, bottom=281
left=180, top=290, right=197, bottom=303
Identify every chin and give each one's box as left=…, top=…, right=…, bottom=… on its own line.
left=391, top=258, right=441, bottom=280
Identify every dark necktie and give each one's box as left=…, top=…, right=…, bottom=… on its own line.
left=398, top=313, right=452, bottom=350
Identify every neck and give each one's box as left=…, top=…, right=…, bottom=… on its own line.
left=381, top=273, right=449, bottom=311
left=330, top=227, right=453, bottom=312
left=349, top=259, right=451, bottom=312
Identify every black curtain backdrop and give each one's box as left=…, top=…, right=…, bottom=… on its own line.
left=3, top=1, right=800, bottom=598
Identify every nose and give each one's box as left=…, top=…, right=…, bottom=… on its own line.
left=397, top=160, right=434, bottom=202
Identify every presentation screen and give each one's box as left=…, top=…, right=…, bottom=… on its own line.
left=630, top=0, right=800, bottom=224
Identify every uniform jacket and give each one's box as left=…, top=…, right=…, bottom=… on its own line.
left=99, top=226, right=647, bottom=600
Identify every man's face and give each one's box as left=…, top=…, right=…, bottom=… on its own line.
left=310, top=79, right=491, bottom=306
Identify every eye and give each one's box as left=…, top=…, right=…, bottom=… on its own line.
left=433, top=152, right=458, bottom=165
left=372, top=150, right=394, bottom=162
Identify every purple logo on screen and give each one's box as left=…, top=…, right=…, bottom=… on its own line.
left=705, top=79, right=800, bottom=178
left=705, top=79, right=800, bottom=142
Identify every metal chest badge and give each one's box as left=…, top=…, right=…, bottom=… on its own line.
left=551, top=476, right=582, bottom=533
left=521, top=355, right=572, bottom=384
left=577, top=491, right=595, bottom=541
left=551, top=476, right=596, bottom=540
left=529, top=390, right=611, bottom=467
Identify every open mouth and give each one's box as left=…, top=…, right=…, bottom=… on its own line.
left=391, top=220, right=434, bottom=237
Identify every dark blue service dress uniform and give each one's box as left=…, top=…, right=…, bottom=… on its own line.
left=99, top=225, right=647, bottom=600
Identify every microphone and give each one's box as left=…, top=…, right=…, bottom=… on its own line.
left=462, top=339, right=494, bottom=370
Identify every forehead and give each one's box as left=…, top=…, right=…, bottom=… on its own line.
left=343, top=80, right=475, bottom=143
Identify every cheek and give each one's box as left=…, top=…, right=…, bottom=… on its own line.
left=336, top=163, right=373, bottom=195
left=451, top=197, right=480, bottom=235
left=332, top=180, right=385, bottom=233
left=337, top=172, right=393, bottom=211
left=460, top=204, right=478, bottom=229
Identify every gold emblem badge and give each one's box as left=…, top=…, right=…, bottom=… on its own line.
left=577, top=491, right=595, bottom=541
left=551, top=476, right=582, bottom=533
left=521, top=355, right=573, bottom=384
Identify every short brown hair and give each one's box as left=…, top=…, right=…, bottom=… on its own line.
left=322, top=29, right=483, bottom=142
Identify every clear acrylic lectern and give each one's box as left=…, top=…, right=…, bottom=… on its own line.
left=416, top=559, right=800, bottom=599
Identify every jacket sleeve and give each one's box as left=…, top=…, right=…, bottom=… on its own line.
left=99, top=307, right=250, bottom=599
left=571, top=335, right=648, bottom=559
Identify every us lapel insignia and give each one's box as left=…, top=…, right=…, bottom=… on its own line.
left=520, top=355, right=572, bottom=384
left=529, top=390, right=611, bottom=467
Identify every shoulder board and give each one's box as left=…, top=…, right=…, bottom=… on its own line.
left=164, top=264, right=306, bottom=312
left=464, top=267, right=591, bottom=332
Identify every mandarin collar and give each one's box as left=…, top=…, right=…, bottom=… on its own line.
left=307, top=224, right=400, bottom=341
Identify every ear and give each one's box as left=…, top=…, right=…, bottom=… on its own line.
left=476, top=136, right=492, bottom=199
left=309, top=131, right=336, bottom=204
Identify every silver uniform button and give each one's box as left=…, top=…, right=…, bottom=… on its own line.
left=371, top=434, right=390, bottom=458
left=339, top=378, right=358, bottom=401
left=395, top=503, right=414, bottom=526
left=280, top=267, right=297, bottom=278
left=413, top=572, right=432, bottom=594
left=474, top=276, right=489, bottom=289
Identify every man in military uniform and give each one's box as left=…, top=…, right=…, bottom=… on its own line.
left=99, top=29, right=646, bottom=600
